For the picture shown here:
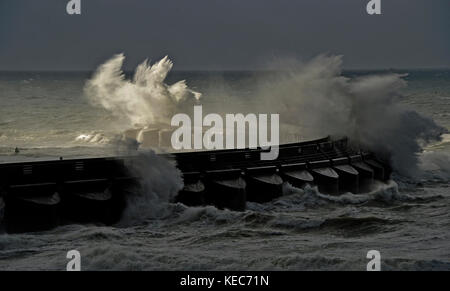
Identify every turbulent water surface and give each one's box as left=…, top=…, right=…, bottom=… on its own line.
left=0, top=64, right=449, bottom=270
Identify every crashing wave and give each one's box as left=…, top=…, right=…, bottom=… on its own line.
left=85, top=54, right=201, bottom=130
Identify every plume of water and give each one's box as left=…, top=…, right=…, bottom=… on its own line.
left=118, top=150, right=183, bottom=226
left=252, top=55, right=446, bottom=176
left=85, top=54, right=201, bottom=129
left=85, top=53, right=446, bottom=176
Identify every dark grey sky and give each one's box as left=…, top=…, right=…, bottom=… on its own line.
left=0, top=0, right=449, bottom=71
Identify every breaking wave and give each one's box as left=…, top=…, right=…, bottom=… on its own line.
left=75, top=132, right=111, bottom=144
left=83, top=54, right=447, bottom=178
left=117, top=150, right=183, bottom=226
left=250, top=55, right=447, bottom=177
left=159, top=180, right=440, bottom=229
left=85, top=54, right=201, bottom=130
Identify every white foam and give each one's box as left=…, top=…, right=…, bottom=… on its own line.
left=85, top=54, right=201, bottom=130
left=117, top=150, right=183, bottom=226
left=75, top=132, right=111, bottom=144
left=249, top=55, right=446, bottom=177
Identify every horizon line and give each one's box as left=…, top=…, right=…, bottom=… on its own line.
left=1, top=67, right=450, bottom=73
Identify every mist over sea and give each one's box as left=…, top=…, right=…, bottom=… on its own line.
left=0, top=68, right=449, bottom=270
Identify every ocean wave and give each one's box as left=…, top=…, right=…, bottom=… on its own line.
left=85, top=54, right=201, bottom=129
left=117, top=150, right=183, bottom=226
left=150, top=182, right=409, bottom=230
left=75, top=132, right=111, bottom=144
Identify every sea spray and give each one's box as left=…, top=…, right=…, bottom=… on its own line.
left=417, top=151, right=450, bottom=182
left=85, top=54, right=447, bottom=177
left=118, top=150, right=183, bottom=226
left=251, top=55, right=446, bottom=176
left=85, top=54, right=201, bottom=130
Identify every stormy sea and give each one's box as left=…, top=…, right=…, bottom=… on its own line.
left=0, top=55, right=449, bottom=270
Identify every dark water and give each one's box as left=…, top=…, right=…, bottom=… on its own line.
left=0, top=69, right=449, bottom=270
